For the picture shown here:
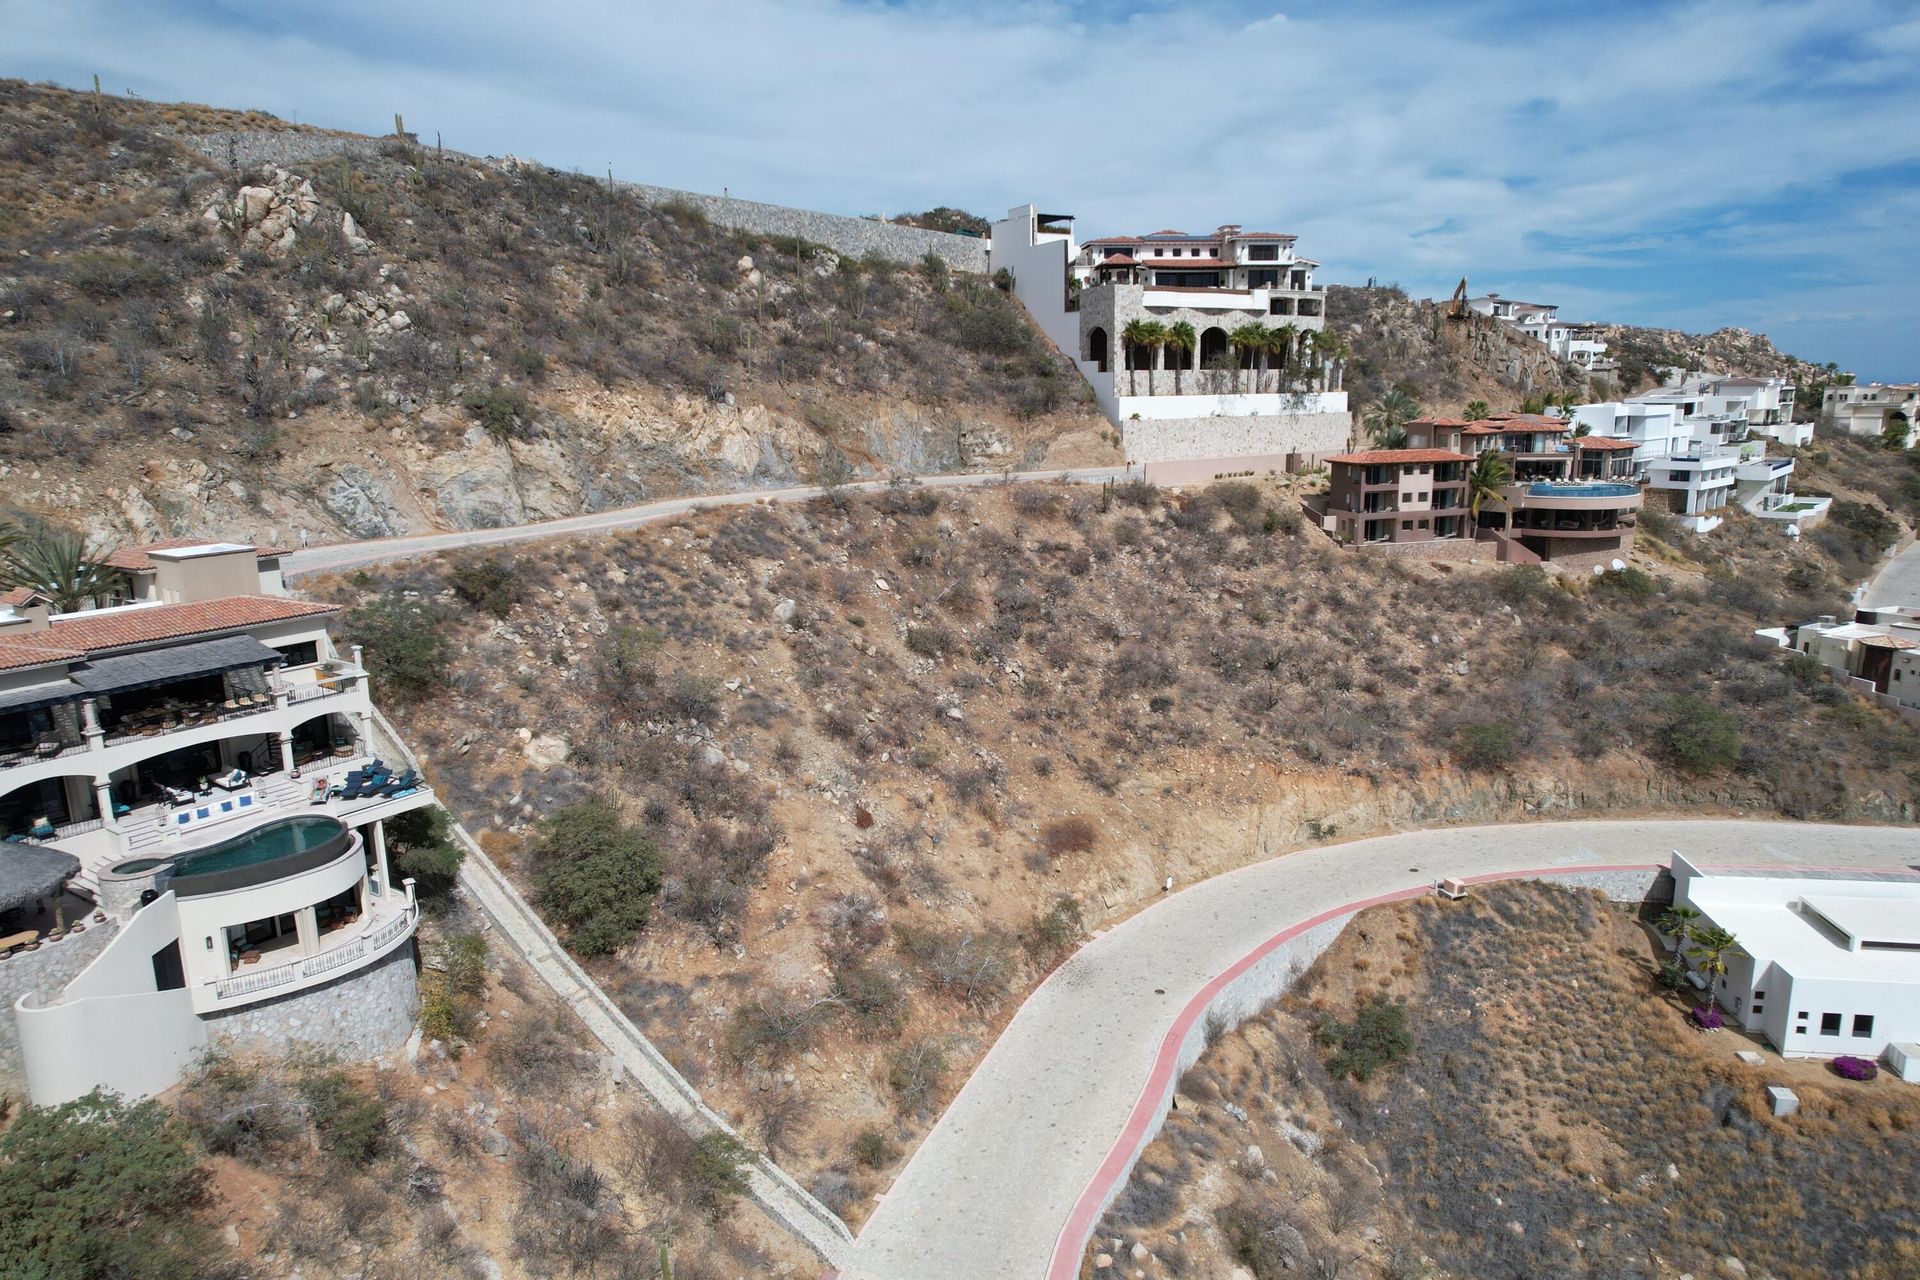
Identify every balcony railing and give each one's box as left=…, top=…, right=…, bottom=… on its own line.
left=208, top=899, right=418, bottom=1002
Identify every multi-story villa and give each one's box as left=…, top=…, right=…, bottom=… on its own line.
left=1824, top=382, right=1920, bottom=446
left=0, top=541, right=432, bottom=1104
left=1463, top=294, right=1615, bottom=373
left=991, top=204, right=1350, bottom=479
left=1319, top=414, right=1641, bottom=563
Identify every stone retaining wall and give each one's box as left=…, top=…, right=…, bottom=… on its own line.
left=0, top=920, right=117, bottom=1091
left=206, top=941, right=419, bottom=1061
left=180, top=131, right=988, bottom=271
left=1123, top=411, right=1351, bottom=467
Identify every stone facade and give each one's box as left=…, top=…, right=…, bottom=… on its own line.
left=1123, top=412, right=1351, bottom=467
left=0, top=919, right=117, bottom=1090
left=206, top=940, right=419, bottom=1062
left=183, top=131, right=987, bottom=271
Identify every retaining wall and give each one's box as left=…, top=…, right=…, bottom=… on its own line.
left=1122, top=411, right=1351, bottom=467
left=0, top=919, right=117, bottom=1091
left=206, top=941, right=419, bottom=1061
left=181, top=130, right=987, bottom=271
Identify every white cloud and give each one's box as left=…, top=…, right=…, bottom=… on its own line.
left=7, top=0, right=1917, bottom=376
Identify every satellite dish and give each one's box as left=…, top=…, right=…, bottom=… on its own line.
left=1593, top=564, right=1606, bottom=575
left=1610, top=558, right=1626, bottom=572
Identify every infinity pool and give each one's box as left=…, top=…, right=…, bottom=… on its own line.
left=166, top=815, right=353, bottom=896
left=1526, top=481, right=1639, bottom=498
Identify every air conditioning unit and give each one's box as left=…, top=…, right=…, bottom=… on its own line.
left=1436, top=878, right=1469, bottom=900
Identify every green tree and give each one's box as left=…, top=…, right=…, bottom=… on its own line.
left=1684, top=923, right=1740, bottom=1009
left=1466, top=448, right=1513, bottom=532
left=1229, top=322, right=1269, bottom=395
left=1464, top=399, right=1491, bottom=420
left=384, top=805, right=465, bottom=904
left=1654, top=904, right=1700, bottom=949
left=1882, top=411, right=1911, bottom=451
left=1136, top=320, right=1168, bottom=395
left=2, top=524, right=120, bottom=614
left=1120, top=318, right=1157, bottom=397
left=343, top=593, right=453, bottom=702
left=0, top=1089, right=219, bottom=1280
left=1163, top=321, right=1196, bottom=396
left=533, top=798, right=663, bottom=956
left=1310, top=328, right=1352, bottom=389
left=1364, top=386, right=1419, bottom=448
left=1659, top=695, right=1740, bottom=774
left=1453, top=722, right=1517, bottom=770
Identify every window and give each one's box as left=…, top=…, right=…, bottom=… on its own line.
left=1247, top=244, right=1279, bottom=261
left=1401, top=521, right=1413, bottom=531
left=1402, top=493, right=1414, bottom=502
left=1820, top=1012, right=1842, bottom=1036
left=1751, top=1004, right=1763, bottom=1015
left=1854, top=1014, right=1875, bottom=1038
left=1418, top=520, right=1429, bottom=529
left=1753, top=990, right=1765, bottom=1001
left=1419, top=492, right=1429, bottom=502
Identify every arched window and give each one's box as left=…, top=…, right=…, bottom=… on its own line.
left=1198, top=326, right=1229, bottom=369
left=1086, top=326, right=1109, bottom=373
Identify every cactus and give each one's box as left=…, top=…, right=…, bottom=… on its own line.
left=658, top=1243, right=672, bottom=1280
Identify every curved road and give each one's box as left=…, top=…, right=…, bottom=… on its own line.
left=837, top=820, right=1920, bottom=1280
left=1863, top=536, right=1920, bottom=610
left=282, top=465, right=1128, bottom=578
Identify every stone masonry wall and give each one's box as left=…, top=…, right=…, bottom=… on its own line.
left=206, top=940, right=419, bottom=1062
left=181, top=131, right=989, bottom=271
left=0, top=918, right=117, bottom=1091
left=1123, top=411, right=1350, bottom=466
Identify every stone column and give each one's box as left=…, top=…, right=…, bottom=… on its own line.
left=278, top=732, right=296, bottom=774
left=81, top=697, right=104, bottom=750
left=295, top=906, right=319, bottom=957
left=370, top=820, right=391, bottom=896
left=93, top=777, right=117, bottom=832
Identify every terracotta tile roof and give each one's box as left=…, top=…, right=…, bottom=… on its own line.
left=39, top=596, right=337, bottom=655
left=1858, top=634, right=1920, bottom=650
left=1097, top=254, right=1138, bottom=266
left=1150, top=259, right=1231, bottom=270
left=0, top=587, right=51, bottom=607
left=1328, top=449, right=1477, bottom=465
left=0, top=639, right=86, bottom=673
left=101, top=540, right=290, bottom=572
left=1412, top=417, right=1473, bottom=428
left=1572, top=436, right=1638, bottom=451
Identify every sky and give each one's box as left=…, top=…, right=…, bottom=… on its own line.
left=10, top=0, right=1919, bottom=381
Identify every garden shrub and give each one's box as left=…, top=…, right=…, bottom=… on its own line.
left=1690, top=1004, right=1725, bottom=1030
left=1832, top=1055, right=1878, bottom=1081
left=384, top=805, right=465, bottom=904
left=344, top=592, right=452, bottom=701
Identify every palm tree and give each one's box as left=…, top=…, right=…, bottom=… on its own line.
left=1137, top=320, right=1167, bottom=396
left=1654, top=905, right=1700, bottom=951
left=1310, top=329, right=1352, bottom=390
left=1121, top=318, right=1157, bottom=397
left=1684, top=924, right=1740, bottom=1011
left=2, top=525, right=120, bottom=614
left=1229, top=322, right=1268, bottom=395
left=1363, top=387, right=1419, bottom=448
left=1464, top=399, right=1491, bottom=420
left=1465, top=448, right=1512, bottom=534
left=1269, top=323, right=1300, bottom=393
left=1163, top=321, right=1195, bottom=396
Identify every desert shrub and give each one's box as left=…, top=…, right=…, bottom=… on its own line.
left=905, top=623, right=951, bottom=657
left=853, top=1127, right=894, bottom=1168
left=1595, top=566, right=1658, bottom=600
left=1658, top=695, right=1741, bottom=774
left=1114, top=478, right=1161, bottom=510
left=65, top=250, right=170, bottom=299
left=0, top=1089, right=219, bottom=1280
left=830, top=960, right=908, bottom=1031
left=1041, top=815, right=1097, bottom=858
left=1832, top=1055, right=1878, bottom=1081
left=179, top=1058, right=305, bottom=1159
left=1451, top=721, right=1517, bottom=770
left=726, top=991, right=824, bottom=1065
left=1314, top=995, right=1413, bottom=1081
left=449, top=555, right=522, bottom=619
left=532, top=798, right=663, bottom=955
left=298, top=1069, right=390, bottom=1163
left=419, top=931, right=489, bottom=1048
left=463, top=384, right=532, bottom=440
left=896, top=925, right=1013, bottom=1008
left=1026, top=893, right=1085, bottom=962
left=1215, top=1190, right=1307, bottom=1277
left=384, top=805, right=465, bottom=903
left=344, top=593, right=452, bottom=701
left=687, top=1131, right=751, bottom=1218
left=887, top=1037, right=949, bottom=1117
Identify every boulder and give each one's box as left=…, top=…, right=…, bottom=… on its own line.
left=524, top=734, right=570, bottom=768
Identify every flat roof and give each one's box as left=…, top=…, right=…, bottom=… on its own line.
left=1689, top=871, right=1920, bottom=982
left=1801, top=895, right=1920, bottom=948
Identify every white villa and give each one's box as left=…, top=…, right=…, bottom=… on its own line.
left=990, top=204, right=1350, bottom=480
left=1824, top=382, right=1920, bottom=446
left=0, top=541, right=432, bottom=1104
left=1767, top=610, right=1920, bottom=711
left=1672, top=853, right=1920, bottom=1064
left=1464, top=294, right=1615, bottom=373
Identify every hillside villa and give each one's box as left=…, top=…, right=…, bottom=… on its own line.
left=0, top=541, right=432, bottom=1105
left=1824, top=382, right=1920, bottom=447
left=1463, top=294, right=1615, bottom=374
left=990, top=204, right=1349, bottom=481
left=1672, top=853, right=1920, bottom=1065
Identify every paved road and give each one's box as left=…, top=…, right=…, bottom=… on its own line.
left=283, top=465, right=1130, bottom=578
left=837, top=820, right=1920, bottom=1280
left=1862, top=537, right=1920, bottom=609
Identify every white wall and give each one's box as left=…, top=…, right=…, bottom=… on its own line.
left=1116, top=389, right=1348, bottom=422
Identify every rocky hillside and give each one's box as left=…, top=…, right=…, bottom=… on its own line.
left=0, top=80, right=1110, bottom=547
left=323, top=472, right=1919, bottom=1225
left=1600, top=320, right=1832, bottom=397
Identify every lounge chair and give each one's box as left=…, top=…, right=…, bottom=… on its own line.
left=376, top=770, right=418, bottom=797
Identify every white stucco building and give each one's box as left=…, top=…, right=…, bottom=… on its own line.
left=1824, top=382, right=1920, bottom=445
left=990, top=204, right=1350, bottom=479
left=1672, top=853, right=1920, bottom=1063
left=1463, top=294, right=1615, bottom=373
left=0, top=541, right=434, bottom=1104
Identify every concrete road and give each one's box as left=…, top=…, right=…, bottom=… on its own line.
left=837, top=820, right=1920, bottom=1280
left=1862, top=538, right=1920, bottom=610
left=283, top=466, right=1129, bottom=578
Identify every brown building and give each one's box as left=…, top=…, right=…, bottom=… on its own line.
left=1323, top=448, right=1474, bottom=545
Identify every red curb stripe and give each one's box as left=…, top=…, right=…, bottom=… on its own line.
left=1045, top=862, right=1666, bottom=1280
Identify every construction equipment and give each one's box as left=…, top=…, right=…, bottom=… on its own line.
left=1446, top=276, right=1471, bottom=320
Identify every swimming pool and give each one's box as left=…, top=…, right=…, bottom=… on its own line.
left=168, top=815, right=354, bottom=897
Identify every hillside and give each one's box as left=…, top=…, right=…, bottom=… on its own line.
left=0, top=79, right=1110, bottom=546
left=1093, top=880, right=1920, bottom=1280
left=314, top=468, right=1920, bottom=1227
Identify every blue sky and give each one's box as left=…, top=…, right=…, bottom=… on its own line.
left=11, top=0, right=1919, bottom=380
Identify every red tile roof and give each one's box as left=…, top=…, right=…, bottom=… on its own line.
left=1328, top=449, right=1476, bottom=465
left=0, top=587, right=50, bottom=607
left=1097, top=254, right=1138, bottom=266
left=28, top=595, right=335, bottom=657
left=1572, top=436, right=1638, bottom=451
left=101, top=540, right=290, bottom=572
left=0, top=640, right=86, bottom=673
left=1150, top=259, right=1231, bottom=270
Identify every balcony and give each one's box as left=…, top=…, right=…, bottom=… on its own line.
left=206, top=889, right=418, bottom=1007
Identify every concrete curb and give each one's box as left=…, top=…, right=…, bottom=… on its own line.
left=367, top=709, right=853, bottom=1265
